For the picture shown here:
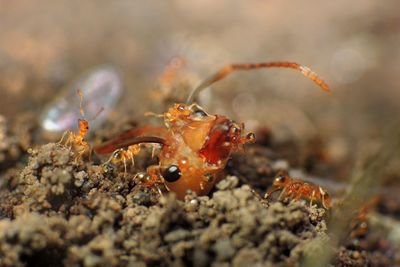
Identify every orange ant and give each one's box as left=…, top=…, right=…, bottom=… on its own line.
left=104, top=144, right=141, bottom=174
left=95, top=61, right=330, bottom=199
left=59, top=89, right=102, bottom=162
left=264, top=173, right=332, bottom=209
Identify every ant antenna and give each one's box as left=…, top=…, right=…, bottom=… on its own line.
left=91, top=107, right=105, bottom=121
left=77, top=89, right=85, bottom=118
left=186, top=61, right=330, bottom=104
left=77, top=89, right=104, bottom=121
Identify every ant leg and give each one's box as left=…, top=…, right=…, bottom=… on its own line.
left=104, top=153, right=114, bottom=165
left=105, top=149, right=121, bottom=166
left=123, top=156, right=127, bottom=175
left=250, top=188, right=268, bottom=205
left=151, top=145, right=157, bottom=159
left=144, top=111, right=164, bottom=118
left=277, top=187, right=288, bottom=201
left=58, top=131, right=69, bottom=145
left=155, top=184, right=163, bottom=196
left=130, top=152, right=135, bottom=170
left=322, top=196, right=331, bottom=210
left=309, top=190, right=316, bottom=207
left=66, top=135, right=74, bottom=149
left=264, top=187, right=281, bottom=199
left=74, top=150, right=83, bottom=164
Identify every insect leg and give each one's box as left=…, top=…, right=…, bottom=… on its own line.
left=264, top=187, right=281, bottom=199
left=58, top=131, right=69, bottom=145
left=130, top=151, right=135, bottom=170
left=277, top=187, right=288, bottom=201
left=310, top=190, right=316, bottom=207
left=123, top=154, right=127, bottom=175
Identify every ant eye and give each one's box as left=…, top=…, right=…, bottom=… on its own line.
left=113, top=150, right=121, bottom=157
left=162, top=165, right=181, bottom=182
left=275, top=175, right=287, bottom=183
left=230, top=126, right=241, bottom=135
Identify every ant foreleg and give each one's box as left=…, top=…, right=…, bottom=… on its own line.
left=264, top=187, right=281, bottom=199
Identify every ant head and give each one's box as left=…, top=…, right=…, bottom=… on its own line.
left=227, top=122, right=255, bottom=146
left=165, top=103, right=214, bottom=127
left=168, top=103, right=191, bottom=118
left=78, top=119, right=89, bottom=135
left=320, top=187, right=332, bottom=209
left=227, top=122, right=246, bottom=146
left=273, top=175, right=290, bottom=187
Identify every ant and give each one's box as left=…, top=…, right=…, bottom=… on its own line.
left=59, top=89, right=102, bottom=162
left=264, top=173, right=332, bottom=209
left=104, top=144, right=141, bottom=174
left=95, top=61, right=330, bottom=199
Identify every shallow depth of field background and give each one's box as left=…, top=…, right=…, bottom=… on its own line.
left=1, top=0, right=399, bottom=179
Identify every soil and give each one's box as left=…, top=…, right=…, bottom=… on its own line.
left=0, top=114, right=399, bottom=266
left=2, top=2, right=400, bottom=266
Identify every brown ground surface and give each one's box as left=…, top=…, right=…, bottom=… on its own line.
left=1, top=1, right=400, bottom=266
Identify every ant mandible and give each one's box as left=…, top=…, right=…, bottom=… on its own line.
left=95, top=61, right=330, bottom=199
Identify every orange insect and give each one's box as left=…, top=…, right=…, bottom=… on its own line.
left=59, top=89, right=102, bottom=162
left=264, top=173, right=332, bottom=209
left=59, top=90, right=91, bottom=161
left=105, top=145, right=141, bottom=173
left=95, top=61, right=330, bottom=199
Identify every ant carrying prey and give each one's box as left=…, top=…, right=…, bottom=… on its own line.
left=95, top=61, right=330, bottom=199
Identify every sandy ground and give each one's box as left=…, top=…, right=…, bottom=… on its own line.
left=1, top=1, right=400, bottom=266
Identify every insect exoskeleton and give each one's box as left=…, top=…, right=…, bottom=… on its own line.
left=265, top=174, right=332, bottom=209
left=95, top=103, right=254, bottom=199
left=59, top=90, right=93, bottom=162
left=95, top=60, right=330, bottom=199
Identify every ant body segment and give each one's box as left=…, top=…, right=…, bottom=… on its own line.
left=95, top=61, right=330, bottom=199
left=264, top=173, right=332, bottom=209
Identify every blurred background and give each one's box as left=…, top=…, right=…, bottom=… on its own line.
left=1, top=0, right=399, bottom=180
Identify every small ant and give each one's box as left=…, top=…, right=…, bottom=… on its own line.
left=264, top=173, right=332, bottom=209
left=95, top=61, right=330, bottom=199
left=59, top=89, right=102, bottom=162
left=105, top=144, right=141, bottom=174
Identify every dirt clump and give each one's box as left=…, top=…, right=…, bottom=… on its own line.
left=0, top=142, right=332, bottom=267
